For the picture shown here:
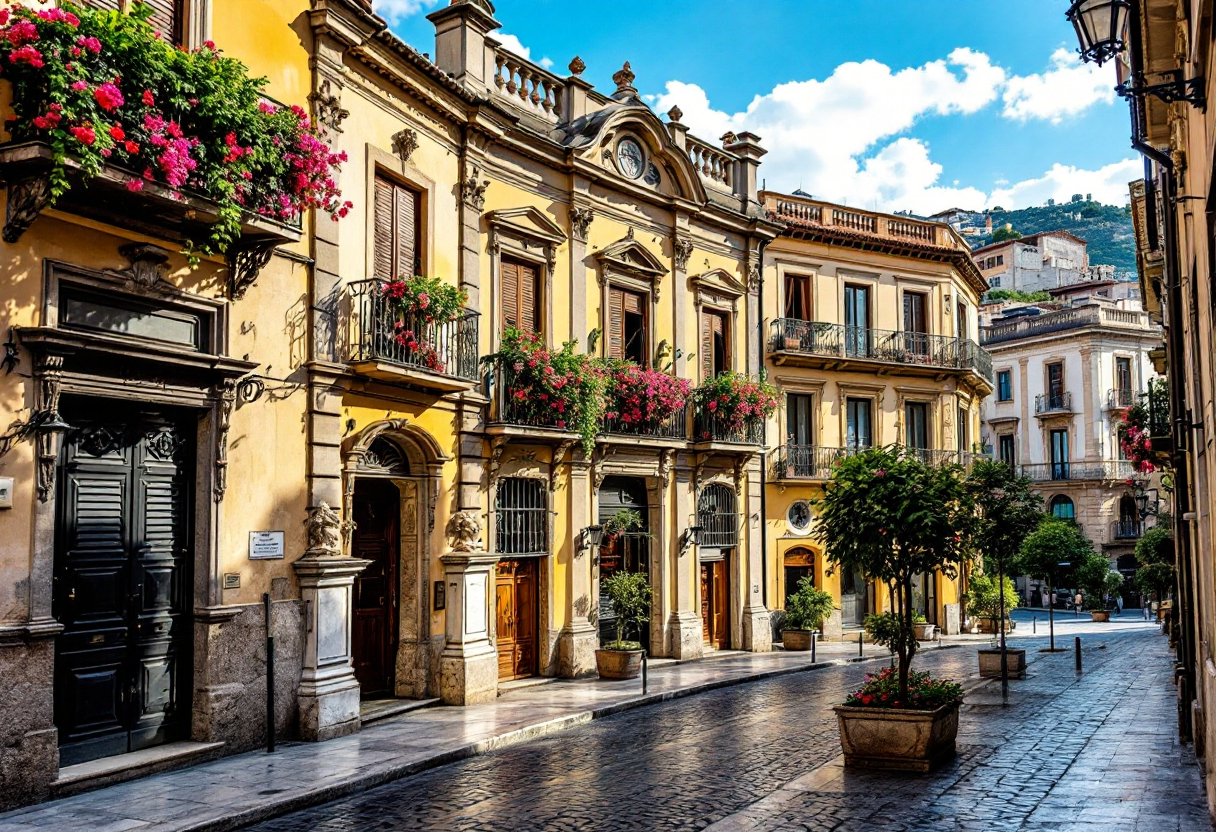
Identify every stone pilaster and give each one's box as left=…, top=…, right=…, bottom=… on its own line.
left=438, top=550, right=500, bottom=705
left=558, top=455, right=597, bottom=676
left=741, top=457, right=772, bottom=652
left=668, top=463, right=703, bottom=659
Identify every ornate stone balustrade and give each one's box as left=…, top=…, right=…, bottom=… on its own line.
left=687, top=135, right=736, bottom=191
left=492, top=47, right=564, bottom=121
left=762, top=192, right=957, bottom=250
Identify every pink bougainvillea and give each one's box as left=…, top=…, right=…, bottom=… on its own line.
left=603, top=362, right=691, bottom=429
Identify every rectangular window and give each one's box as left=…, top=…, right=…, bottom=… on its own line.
left=608, top=286, right=648, bottom=365
left=997, top=370, right=1013, bottom=402
left=1047, top=362, right=1065, bottom=408
left=701, top=309, right=730, bottom=378
left=844, top=284, right=870, bottom=357
left=903, top=292, right=928, bottom=334
left=996, top=255, right=1004, bottom=265
left=904, top=402, right=929, bottom=450
left=786, top=394, right=814, bottom=447
left=956, top=301, right=968, bottom=341
left=83, top=0, right=184, bottom=43
left=998, top=435, right=1016, bottom=467
left=60, top=286, right=207, bottom=351
left=784, top=274, right=811, bottom=321
left=501, top=258, right=542, bottom=336
left=990, top=276, right=1001, bottom=288
left=1050, top=429, right=1070, bottom=480
left=957, top=406, right=968, bottom=453
left=1115, top=356, right=1132, bottom=393
left=495, top=478, right=547, bottom=555
left=374, top=175, right=422, bottom=283
left=846, top=398, right=873, bottom=451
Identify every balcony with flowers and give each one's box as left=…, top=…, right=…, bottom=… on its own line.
left=599, top=361, right=692, bottom=445
left=692, top=372, right=776, bottom=448
left=0, top=3, right=351, bottom=298
left=348, top=276, right=479, bottom=393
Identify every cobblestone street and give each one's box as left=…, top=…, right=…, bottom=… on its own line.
left=235, top=621, right=1206, bottom=832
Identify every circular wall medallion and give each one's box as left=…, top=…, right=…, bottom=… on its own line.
left=787, top=500, right=812, bottom=533
left=616, top=137, right=645, bottom=179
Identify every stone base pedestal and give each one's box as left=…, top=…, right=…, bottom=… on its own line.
left=0, top=631, right=58, bottom=810
left=742, top=604, right=773, bottom=652
left=298, top=670, right=361, bottom=741
left=668, top=611, right=704, bottom=660
left=557, top=619, right=598, bottom=678
left=440, top=645, right=498, bottom=705
left=439, top=550, right=499, bottom=705
left=942, top=602, right=961, bottom=636
left=821, top=608, right=844, bottom=641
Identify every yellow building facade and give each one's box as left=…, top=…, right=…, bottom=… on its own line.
left=759, top=192, right=993, bottom=638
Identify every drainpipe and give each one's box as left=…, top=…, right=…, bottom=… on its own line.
left=757, top=237, right=770, bottom=609
left=1126, top=0, right=1196, bottom=742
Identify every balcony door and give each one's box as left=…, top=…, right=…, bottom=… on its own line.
left=1050, top=429, right=1070, bottom=480
left=905, top=402, right=929, bottom=452
left=1047, top=362, right=1064, bottom=408
left=701, top=309, right=730, bottom=379
left=903, top=292, right=929, bottom=359
left=844, top=284, right=869, bottom=358
left=846, top=398, right=872, bottom=452
left=1115, top=357, right=1132, bottom=405
left=784, top=274, right=811, bottom=321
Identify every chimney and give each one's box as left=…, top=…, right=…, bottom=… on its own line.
left=562, top=56, right=593, bottom=123
left=428, top=0, right=501, bottom=92
left=665, top=105, right=688, bottom=152
left=724, top=132, right=766, bottom=204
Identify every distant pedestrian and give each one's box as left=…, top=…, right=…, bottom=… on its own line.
left=1115, top=595, right=1123, bottom=614
left=1074, top=592, right=1082, bottom=617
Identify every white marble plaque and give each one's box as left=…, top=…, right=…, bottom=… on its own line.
left=465, top=574, right=487, bottom=636
left=249, top=531, right=285, bottom=560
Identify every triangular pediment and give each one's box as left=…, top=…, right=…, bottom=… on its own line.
left=594, top=235, right=668, bottom=278
left=691, top=267, right=748, bottom=298
left=485, top=206, right=565, bottom=245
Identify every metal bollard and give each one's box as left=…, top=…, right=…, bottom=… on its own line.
left=1032, top=616, right=1037, bottom=635
left=858, top=631, right=864, bottom=657
left=811, top=631, right=817, bottom=664
left=1074, top=636, right=1082, bottom=673
left=642, top=652, right=648, bottom=695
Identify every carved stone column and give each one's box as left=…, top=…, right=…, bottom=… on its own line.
left=740, top=457, right=772, bottom=652
left=557, top=454, right=597, bottom=677
left=438, top=510, right=499, bottom=705
left=294, top=503, right=369, bottom=741
left=668, top=462, right=703, bottom=659
left=650, top=449, right=675, bottom=657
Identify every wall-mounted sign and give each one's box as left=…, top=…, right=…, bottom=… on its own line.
left=433, top=580, right=446, bottom=611
left=249, top=531, right=285, bottom=560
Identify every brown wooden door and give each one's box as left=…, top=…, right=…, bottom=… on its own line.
left=700, top=559, right=730, bottom=649
left=351, top=479, right=400, bottom=698
left=496, top=558, right=538, bottom=680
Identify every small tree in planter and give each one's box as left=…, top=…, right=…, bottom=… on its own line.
left=814, top=446, right=973, bottom=772
left=780, top=577, right=835, bottom=651
left=1134, top=525, right=1176, bottom=615
left=1020, top=519, right=1092, bottom=650
left=595, top=571, right=651, bottom=680
left=1075, top=550, right=1119, bottom=620
left=966, top=573, right=1020, bottom=630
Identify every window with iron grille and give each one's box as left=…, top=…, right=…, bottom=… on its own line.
left=698, top=484, right=738, bottom=548
left=495, top=477, right=547, bottom=555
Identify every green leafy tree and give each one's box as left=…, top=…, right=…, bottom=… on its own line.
left=600, top=571, right=651, bottom=650
left=966, top=573, right=1020, bottom=620
left=813, top=447, right=973, bottom=702
left=1020, top=519, right=1093, bottom=647
left=992, top=226, right=1023, bottom=242
left=782, top=577, right=835, bottom=631
left=1134, top=525, right=1176, bottom=605
left=1074, top=550, right=1117, bottom=611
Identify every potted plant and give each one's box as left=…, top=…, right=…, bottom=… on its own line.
left=911, top=612, right=936, bottom=641
left=601, top=509, right=645, bottom=544
left=595, top=571, right=651, bottom=680
left=780, top=576, right=834, bottom=651
left=965, top=459, right=1041, bottom=680
left=1075, top=549, right=1122, bottom=622
left=602, top=360, right=691, bottom=434
left=1134, top=524, right=1176, bottom=619
left=379, top=275, right=468, bottom=373
left=814, top=446, right=974, bottom=772
left=693, top=371, right=779, bottom=441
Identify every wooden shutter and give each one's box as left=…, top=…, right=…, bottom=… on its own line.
left=501, top=261, right=520, bottom=330
left=701, top=310, right=714, bottom=379
left=142, top=0, right=183, bottom=43
left=608, top=287, right=625, bottom=359
left=373, top=175, right=421, bottom=282
left=519, top=262, right=538, bottom=335
left=714, top=312, right=729, bottom=374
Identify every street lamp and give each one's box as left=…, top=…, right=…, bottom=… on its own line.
left=580, top=524, right=605, bottom=557
left=681, top=524, right=703, bottom=554
left=1134, top=483, right=1158, bottom=519
left=1066, top=0, right=1131, bottom=66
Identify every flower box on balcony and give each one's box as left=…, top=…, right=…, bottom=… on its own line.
left=0, top=141, right=301, bottom=295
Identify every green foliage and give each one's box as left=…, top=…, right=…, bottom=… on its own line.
left=984, top=289, right=1052, bottom=303
left=966, top=459, right=1043, bottom=577
left=783, top=577, right=835, bottom=631
left=1135, top=525, right=1176, bottom=601
left=1019, top=518, right=1093, bottom=582
left=992, top=226, right=1023, bottom=242
left=813, top=446, right=973, bottom=700
left=602, top=509, right=644, bottom=538
left=1074, top=550, right=1117, bottom=610
left=693, top=371, right=779, bottom=434
left=974, top=201, right=1137, bottom=276
left=843, top=666, right=963, bottom=711
left=863, top=612, right=901, bottom=648
left=966, top=572, right=1020, bottom=619
left=600, top=571, right=651, bottom=650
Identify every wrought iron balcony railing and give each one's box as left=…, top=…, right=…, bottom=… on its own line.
left=349, top=279, right=480, bottom=381
left=769, top=319, right=993, bottom=382
left=1106, top=388, right=1137, bottom=410
left=1035, top=392, right=1073, bottom=414
left=693, top=408, right=765, bottom=445
left=1019, top=460, right=1134, bottom=482
left=773, top=445, right=987, bottom=480
left=1111, top=519, right=1144, bottom=541
left=602, top=404, right=689, bottom=440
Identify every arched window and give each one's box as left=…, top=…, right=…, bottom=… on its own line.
left=496, top=478, right=547, bottom=555
left=1050, top=494, right=1075, bottom=521
left=698, top=484, right=738, bottom=548
left=358, top=437, right=410, bottom=477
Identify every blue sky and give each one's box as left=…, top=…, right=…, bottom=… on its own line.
left=376, top=0, right=1133, bottom=214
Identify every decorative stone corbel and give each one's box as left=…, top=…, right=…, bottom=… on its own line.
left=658, top=449, right=675, bottom=488
left=461, top=164, right=490, bottom=213
left=213, top=380, right=236, bottom=503
left=392, top=128, right=419, bottom=164
left=228, top=240, right=279, bottom=300
left=488, top=435, right=509, bottom=483
left=106, top=243, right=171, bottom=291
left=550, top=439, right=577, bottom=492
left=304, top=502, right=343, bottom=557
left=447, top=510, right=483, bottom=552
left=673, top=237, right=694, bottom=272
left=3, top=176, right=52, bottom=244
left=570, top=206, right=594, bottom=242
left=309, top=78, right=349, bottom=134
left=34, top=354, right=64, bottom=503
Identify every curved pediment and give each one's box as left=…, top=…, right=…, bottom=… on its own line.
left=594, top=232, right=669, bottom=278
left=560, top=103, right=708, bottom=204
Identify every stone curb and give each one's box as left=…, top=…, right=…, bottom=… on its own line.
left=167, top=644, right=964, bottom=832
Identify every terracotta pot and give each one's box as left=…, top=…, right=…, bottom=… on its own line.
left=1090, top=610, right=1110, bottom=622
left=595, top=648, right=644, bottom=680
left=913, top=623, right=936, bottom=640
left=978, top=648, right=1026, bottom=678
left=835, top=703, right=959, bottom=773
left=782, top=629, right=815, bottom=651
left=977, top=616, right=1014, bottom=634
left=784, top=337, right=802, bottom=350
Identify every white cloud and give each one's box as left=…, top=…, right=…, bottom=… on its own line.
left=1002, top=48, right=1117, bottom=124
left=988, top=158, right=1141, bottom=207
left=539, top=57, right=555, bottom=70
left=371, top=0, right=440, bottom=23
left=495, top=33, right=532, bottom=61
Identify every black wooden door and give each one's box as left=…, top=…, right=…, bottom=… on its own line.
left=351, top=479, right=400, bottom=697
left=54, top=407, right=193, bottom=767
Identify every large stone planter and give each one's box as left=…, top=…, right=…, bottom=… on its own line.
left=1090, top=610, right=1110, bottom=622
left=834, top=703, right=960, bottom=773
left=595, top=648, right=643, bottom=680
left=782, top=629, right=815, bottom=651
left=913, top=623, right=936, bottom=641
left=978, top=648, right=1026, bottom=679
left=977, top=616, right=1014, bottom=635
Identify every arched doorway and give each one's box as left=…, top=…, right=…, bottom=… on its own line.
left=495, top=477, right=546, bottom=680
left=597, top=476, right=650, bottom=647
left=698, top=483, right=737, bottom=650
left=351, top=437, right=409, bottom=699
left=783, top=547, right=815, bottom=608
